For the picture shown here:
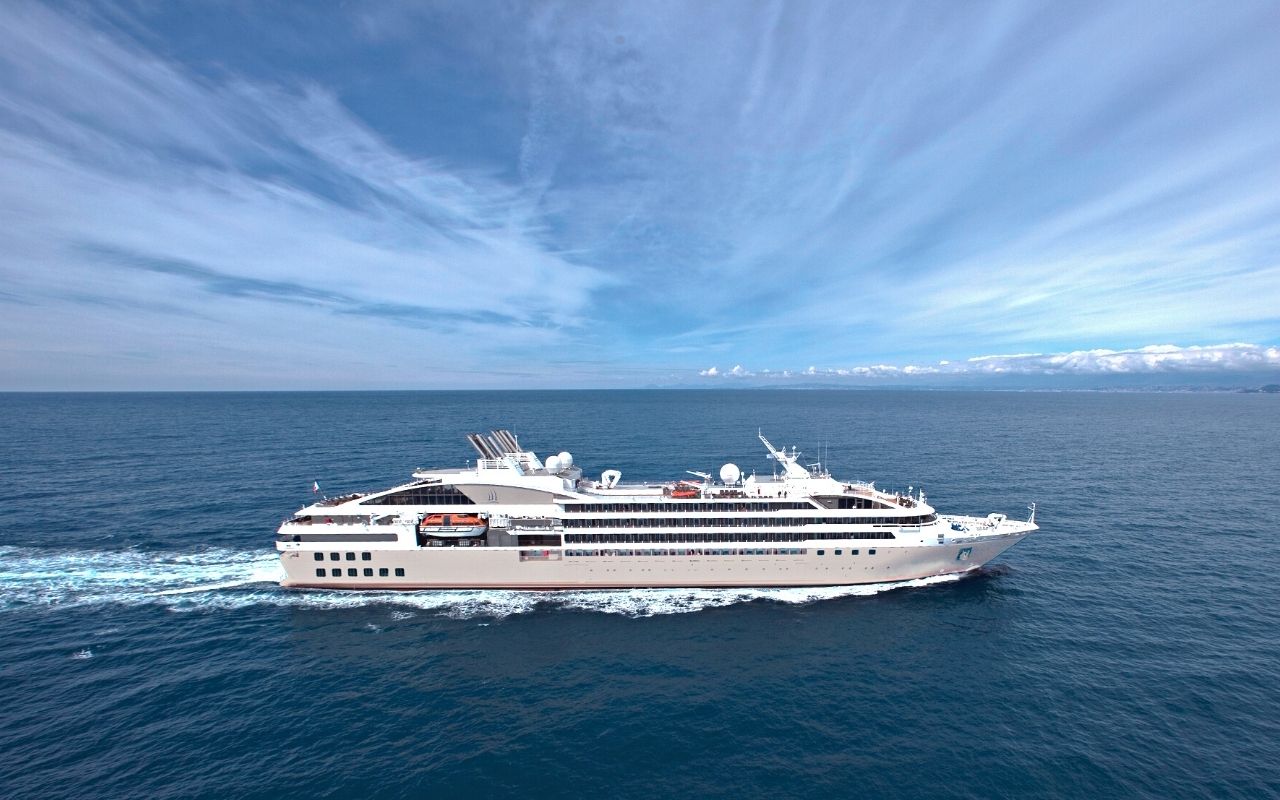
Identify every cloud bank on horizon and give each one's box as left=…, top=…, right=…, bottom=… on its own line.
left=699, top=343, right=1280, bottom=382
left=0, top=1, right=1278, bottom=389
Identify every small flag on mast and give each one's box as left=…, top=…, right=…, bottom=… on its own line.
left=312, top=481, right=320, bottom=494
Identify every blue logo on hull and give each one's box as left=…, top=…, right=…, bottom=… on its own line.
left=956, top=547, right=973, bottom=561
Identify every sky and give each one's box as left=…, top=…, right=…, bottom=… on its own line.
left=1, top=0, right=1278, bottom=390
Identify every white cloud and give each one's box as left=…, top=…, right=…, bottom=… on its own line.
left=698, top=343, right=1280, bottom=380
left=700, top=364, right=754, bottom=377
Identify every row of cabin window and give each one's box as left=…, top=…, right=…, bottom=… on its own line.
left=316, top=567, right=406, bottom=577
left=314, top=551, right=374, bottom=561
left=564, top=530, right=896, bottom=544
left=566, top=548, right=809, bottom=557
left=564, top=547, right=880, bottom=557
left=562, top=501, right=816, bottom=513
left=563, top=514, right=936, bottom=529
left=361, top=486, right=475, bottom=505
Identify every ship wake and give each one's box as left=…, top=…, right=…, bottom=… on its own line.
left=0, top=546, right=973, bottom=618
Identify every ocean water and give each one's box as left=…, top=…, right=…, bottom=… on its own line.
left=1, top=390, right=1277, bottom=799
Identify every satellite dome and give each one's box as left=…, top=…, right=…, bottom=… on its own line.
left=719, top=463, right=741, bottom=484
left=558, top=451, right=574, bottom=468
left=545, top=455, right=562, bottom=473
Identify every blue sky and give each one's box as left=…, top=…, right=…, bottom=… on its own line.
left=1, top=0, right=1278, bottom=389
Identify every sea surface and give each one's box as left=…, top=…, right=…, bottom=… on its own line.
left=0, top=390, right=1277, bottom=799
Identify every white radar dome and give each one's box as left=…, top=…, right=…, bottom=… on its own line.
left=719, top=463, right=741, bottom=484
left=558, top=451, right=574, bottom=468
left=544, top=455, right=562, bottom=473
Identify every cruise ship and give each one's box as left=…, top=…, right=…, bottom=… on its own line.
left=276, top=431, right=1036, bottom=589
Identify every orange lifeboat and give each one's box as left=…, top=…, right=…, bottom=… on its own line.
left=423, top=514, right=485, bottom=527
left=419, top=513, right=489, bottom=537
left=667, top=481, right=701, bottom=499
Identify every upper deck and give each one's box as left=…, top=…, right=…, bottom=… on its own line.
left=293, top=429, right=934, bottom=521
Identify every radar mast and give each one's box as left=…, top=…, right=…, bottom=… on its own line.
left=758, top=431, right=811, bottom=479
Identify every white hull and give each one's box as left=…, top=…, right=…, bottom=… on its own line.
left=280, top=529, right=1029, bottom=590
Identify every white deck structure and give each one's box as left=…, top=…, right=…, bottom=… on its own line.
left=276, top=431, right=1037, bottom=589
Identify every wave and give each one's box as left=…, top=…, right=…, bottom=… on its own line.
left=0, top=546, right=968, bottom=618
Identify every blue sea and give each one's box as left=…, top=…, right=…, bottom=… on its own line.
left=1, top=390, right=1278, bottom=799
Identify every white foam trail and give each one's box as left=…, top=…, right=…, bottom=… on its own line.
left=0, top=546, right=970, bottom=618
left=0, top=546, right=283, bottom=610
left=149, top=578, right=268, bottom=596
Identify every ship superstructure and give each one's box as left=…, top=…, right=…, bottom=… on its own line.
left=276, top=431, right=1036, bottom=589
